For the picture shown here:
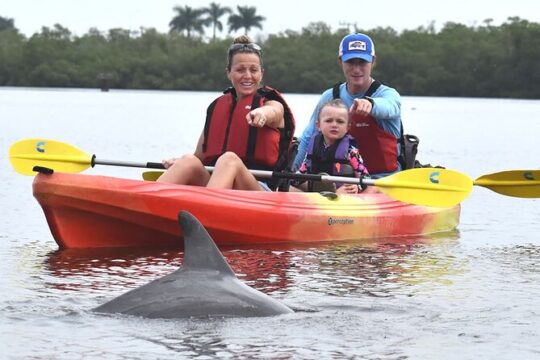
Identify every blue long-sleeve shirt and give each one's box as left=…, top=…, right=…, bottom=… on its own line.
left=293, top=81, right=402, bottom=178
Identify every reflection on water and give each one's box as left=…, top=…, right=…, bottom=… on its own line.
left=288, top=230, right=464, bottom=299
left=44, top=246, right=296, bottom=294
left=42, top=230, right=462, bottom=300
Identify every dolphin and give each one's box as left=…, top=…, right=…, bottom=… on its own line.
left=94, top=211, right=293, bottom=318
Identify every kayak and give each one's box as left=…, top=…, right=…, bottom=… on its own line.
left=33, top=172, right=460, bottom=249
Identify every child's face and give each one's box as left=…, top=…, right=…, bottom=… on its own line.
left=317, top=106, right=349, bottom=144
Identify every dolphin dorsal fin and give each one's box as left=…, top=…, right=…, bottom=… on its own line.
left=179, top=211, right=236, bottom=276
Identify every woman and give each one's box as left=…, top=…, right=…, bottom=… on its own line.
left=157, top=36, right=295, bottom=191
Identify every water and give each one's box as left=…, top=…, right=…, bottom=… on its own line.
left=2, top=87, right=540, bottom=359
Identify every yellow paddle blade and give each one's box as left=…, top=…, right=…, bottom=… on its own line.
left=374, top=168, right=473, bottom=207
left=474, top=170, right=540, bottom=198
left=143, top=171, right=164, bottom=181
left=9, top=139, right=93, bottom=175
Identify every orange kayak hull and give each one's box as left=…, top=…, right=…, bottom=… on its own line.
left=32, top=173, right=460, bottom=249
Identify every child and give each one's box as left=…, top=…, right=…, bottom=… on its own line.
left=295, top=99, right=370, bottom=194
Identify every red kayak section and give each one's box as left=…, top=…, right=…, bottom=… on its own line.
left=32, top=172, right=460, bottom=249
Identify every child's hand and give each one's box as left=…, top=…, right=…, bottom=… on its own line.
left=336, top=184, right=359, bottom=194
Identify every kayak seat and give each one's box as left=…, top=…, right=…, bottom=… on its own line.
left=277, top=137, right=299, bottom=192
left=309, top=165, right=355, bottom=193
left=310, top=175, right=337, bottom=193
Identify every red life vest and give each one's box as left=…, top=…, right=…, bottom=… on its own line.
left=333, top=81, right=399, bottom=174
left=202, top=86, right=295, bottom=173
left=348, top=113, right=398, bottom=174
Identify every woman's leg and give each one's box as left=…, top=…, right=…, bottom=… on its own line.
left=156, top=154, right=211, bottom=186
left=207, top=152, right=263, bottom=190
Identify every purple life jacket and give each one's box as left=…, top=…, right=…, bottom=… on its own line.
left=306, top=133, right=356, bottom=175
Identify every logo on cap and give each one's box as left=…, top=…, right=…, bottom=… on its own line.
left=348, top=40, right=367, bottom=51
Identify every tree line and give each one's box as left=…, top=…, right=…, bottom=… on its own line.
left=0, top=13, right=539, bottom=98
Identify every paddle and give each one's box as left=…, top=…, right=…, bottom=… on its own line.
left=474, top=170, right=540, bottom=198
left=144, top=169, right=540, bottom=204
left=9, top=138, right=166, bottom=175
left=145, top=167, right=473, bottom=207
left=10, top=138, right=474, bottom=207
left=144, top=168, right=540, bottom=200
left=10, top=138, right=537, bottom=207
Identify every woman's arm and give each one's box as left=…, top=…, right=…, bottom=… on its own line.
left=193, top=131, right=204, bottom=160
left=246, top=100, right=284, bottom=129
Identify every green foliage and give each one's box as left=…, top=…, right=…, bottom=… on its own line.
left=0, top=15, right=15, bottom=32
left=1, top=15, right=539, bottom=98
left=0, top=28, right=25, bottom=85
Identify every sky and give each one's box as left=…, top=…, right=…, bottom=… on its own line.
left=1, top=0, right=539, bottom=38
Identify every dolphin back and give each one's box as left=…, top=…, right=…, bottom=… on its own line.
left=94, top=211, right=293, bottom=318
left=179, top=211, right=235, bottom=276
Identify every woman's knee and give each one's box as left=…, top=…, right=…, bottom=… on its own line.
left=215, top=152, right=243, bottom=168
left=171, top=154, right=203, bottom=170
left=158, top=153, right=209, bottom=185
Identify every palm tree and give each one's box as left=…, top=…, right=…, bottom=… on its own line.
left=169, top=5, right=207, bottom=38
left=204, top=2, right=231, bottom=41
left=228, top=6, right=265, bottom=35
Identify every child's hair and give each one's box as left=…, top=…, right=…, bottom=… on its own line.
left=318, top=99, right=349, bottom=120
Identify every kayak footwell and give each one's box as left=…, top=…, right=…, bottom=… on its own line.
left=33, top=172, right=461, bottom=249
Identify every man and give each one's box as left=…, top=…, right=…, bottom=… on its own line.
left=294, top=33, right=402, bottom=178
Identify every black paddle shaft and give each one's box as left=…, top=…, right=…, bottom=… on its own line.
left=93, top=156, right=165, bottom=170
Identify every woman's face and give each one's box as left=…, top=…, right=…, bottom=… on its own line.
left=227, top=53, right=263, bottom=98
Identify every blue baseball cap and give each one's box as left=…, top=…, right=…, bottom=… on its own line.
left=338, top=33, right=376, bottom=63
